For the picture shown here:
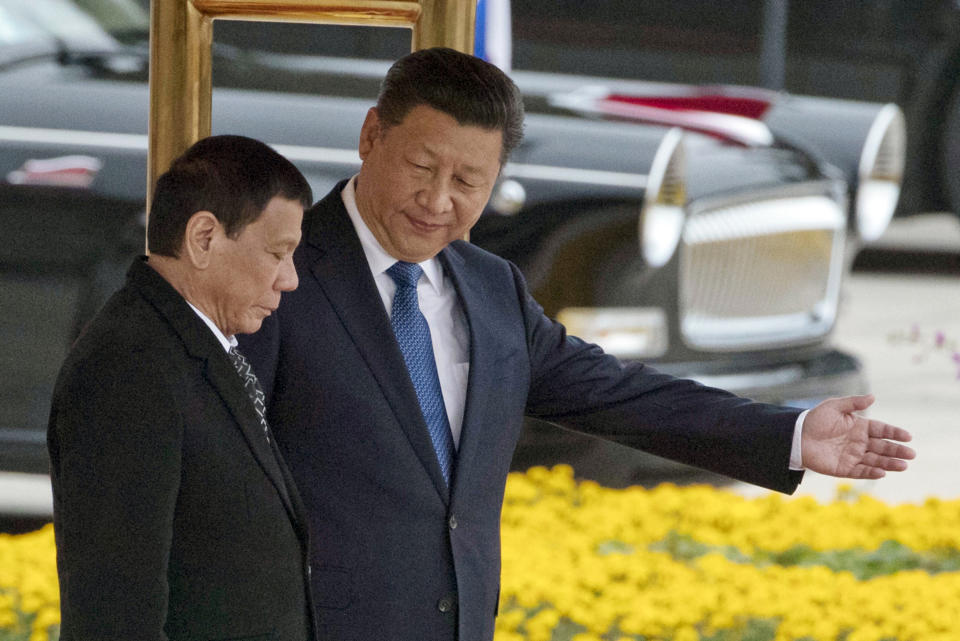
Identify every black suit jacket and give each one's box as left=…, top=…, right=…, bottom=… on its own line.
left=48, top=258, right=315, bottom=641
left=239, top=182, right=803, bottom=641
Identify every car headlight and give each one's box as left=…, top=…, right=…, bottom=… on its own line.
left=488, top=178, right=526, bottom=216
left=856, top=103, right=906, bottom=243
left=640, top=128, right=687, bottom=267
left=556, top=307, right=668, bottom=359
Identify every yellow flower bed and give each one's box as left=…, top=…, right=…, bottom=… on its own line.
left=2, top=466, right=959, bottom=641
left=498, top=466, right=960, bottom=641
left=0, top=524, right=59, bottom=641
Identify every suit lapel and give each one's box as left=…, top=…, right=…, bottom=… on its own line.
left=439, top=245, right=502, bottom=498
left=203, top=354, right=301, bottom=523
left=302, top=190, right=451, bottom=502
left=129, top=259, right=303, bottom=528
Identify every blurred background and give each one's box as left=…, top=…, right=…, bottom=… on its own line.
left=2, top=0, right=959, bottom=536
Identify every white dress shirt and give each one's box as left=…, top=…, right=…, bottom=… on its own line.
left=340, top=177, right=806, bottom=468
left=342, top=177, right=470, bottom=448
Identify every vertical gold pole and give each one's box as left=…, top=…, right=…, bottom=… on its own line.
left=413, top=0, right=476, bottom=52
left=147, top=0, right=213, bottom=213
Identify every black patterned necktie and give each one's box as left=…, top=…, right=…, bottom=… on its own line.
left=228, top=345, right=271, bottom=444
left=386, top=261, right=456, bottom=485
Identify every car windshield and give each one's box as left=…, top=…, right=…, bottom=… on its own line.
left=0, top=0, right=147, bottom=55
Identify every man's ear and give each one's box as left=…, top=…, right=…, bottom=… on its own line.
left=358, top=107, right=382, bottom=160
left=182, top=211, right=220, bottom=269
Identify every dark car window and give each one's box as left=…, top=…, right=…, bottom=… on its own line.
left=0, top=273, right=83, bottom=439
left=214, top=20, right=409, bottom=60
left=0, top=186, right=140, bottom=470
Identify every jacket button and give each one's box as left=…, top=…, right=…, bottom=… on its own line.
left=437, top=596, right=456, bottom=613
left=448, top=515, right=458, bottom=530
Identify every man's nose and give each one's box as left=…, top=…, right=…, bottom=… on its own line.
left=416, top=177, right=454, bottom=215
left=277, top=255, right=299, bottom=292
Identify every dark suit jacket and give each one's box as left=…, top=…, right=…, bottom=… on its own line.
left=239, top=182, right=803, bottom=641
left=48, top=258, right=315, bottom=641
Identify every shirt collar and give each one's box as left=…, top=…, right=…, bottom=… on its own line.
left=341, top=175, right=445, bottom=295
left=186, top=301, right=237, bottom=353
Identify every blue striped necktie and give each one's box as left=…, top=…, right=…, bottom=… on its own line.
left=386, top=261, right=456, bottom=485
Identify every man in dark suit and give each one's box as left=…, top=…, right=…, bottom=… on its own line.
left=239, top=48, right=915, bottom=641
left=48, top=135, right=317, bottom=641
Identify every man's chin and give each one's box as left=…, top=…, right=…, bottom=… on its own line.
left=237, top=315, right=267, bottom=336
left=395, top=242, right=446, bottom=263
left=242, top=323, right=263, bottom=336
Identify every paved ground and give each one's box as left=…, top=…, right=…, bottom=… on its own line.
left=732, top=212, right=960, bottom=505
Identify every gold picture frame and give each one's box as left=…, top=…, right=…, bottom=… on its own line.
left=147, top=0, right=477, bottom=207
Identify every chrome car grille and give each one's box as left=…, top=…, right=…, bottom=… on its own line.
left=679, top=193, right=846, bottom=351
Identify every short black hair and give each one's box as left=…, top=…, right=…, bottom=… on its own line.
left=147, top=135, right=312, bottom=257
left=376, top=47, right=525, bottom=164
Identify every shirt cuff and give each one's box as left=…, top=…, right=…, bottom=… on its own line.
left=789, top=409, right=809, bottom=470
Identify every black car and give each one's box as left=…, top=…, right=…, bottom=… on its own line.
left=0, top=0, right=904, bottom=490
left=509, top=0, right=960, bottom=219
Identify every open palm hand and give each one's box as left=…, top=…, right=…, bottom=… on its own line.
left=801, top=395, right=915, bottom=479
